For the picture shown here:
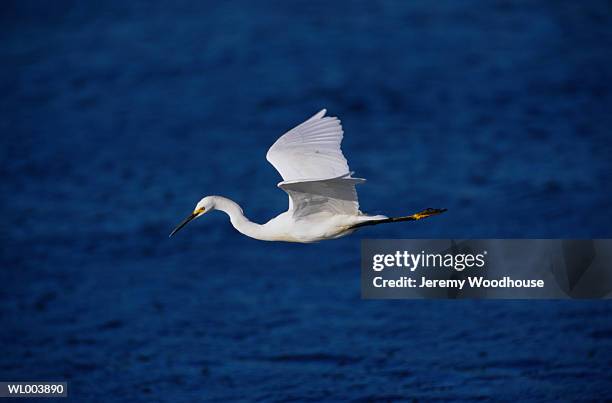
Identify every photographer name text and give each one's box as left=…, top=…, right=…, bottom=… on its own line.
left=372, top=250, right=545, bottom=289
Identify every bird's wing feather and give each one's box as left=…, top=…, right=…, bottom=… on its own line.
left=278, top=174, right=365, bottom=219
left=266, top=109, right=350, bottom=182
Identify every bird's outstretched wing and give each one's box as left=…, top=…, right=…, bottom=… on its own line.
left=266, top=110, right=365, bottom=219
left=279, top=175, right=365, bottom=219
left=266, top=109, right=350, bottom=182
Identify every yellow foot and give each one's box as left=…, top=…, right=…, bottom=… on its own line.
left=411, top=208, right=448, bottom=220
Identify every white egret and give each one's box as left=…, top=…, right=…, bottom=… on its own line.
left=170, top=109, right=446, bottom=242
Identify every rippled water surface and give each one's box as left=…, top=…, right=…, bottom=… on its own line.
left=2, top=1, right=612, bottom=401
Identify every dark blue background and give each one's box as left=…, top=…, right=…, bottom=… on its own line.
left=2, top=1, right=612, bottom=401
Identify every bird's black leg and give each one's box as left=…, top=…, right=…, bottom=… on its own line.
left=349, top=208, right=447, bottom=229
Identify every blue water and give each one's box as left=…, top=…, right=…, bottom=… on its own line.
left=2, top=1, right=612, bottom=401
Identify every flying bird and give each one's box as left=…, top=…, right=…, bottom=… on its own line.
left=170, top=109, right=446, bottom=242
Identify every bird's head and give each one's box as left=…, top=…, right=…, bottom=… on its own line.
left=169, top=196, right=216, bottom=237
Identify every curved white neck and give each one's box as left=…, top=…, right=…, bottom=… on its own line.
left=212, top=196, right=270, bottom=241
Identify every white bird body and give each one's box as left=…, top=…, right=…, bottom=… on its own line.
left=201, top=195, right=387, bottom=243
left=170, top=109, right=445, bottom=242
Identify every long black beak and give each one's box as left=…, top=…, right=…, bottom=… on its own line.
left=169, top=212, right=197, bottom=238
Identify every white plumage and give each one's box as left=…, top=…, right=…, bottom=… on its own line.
left=170, top=109, right=445, bottom=242
left=267, top=109, right=349, bottom=182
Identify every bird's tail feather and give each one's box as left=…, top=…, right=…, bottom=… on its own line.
left=349, top=208, right=447, bottom=229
